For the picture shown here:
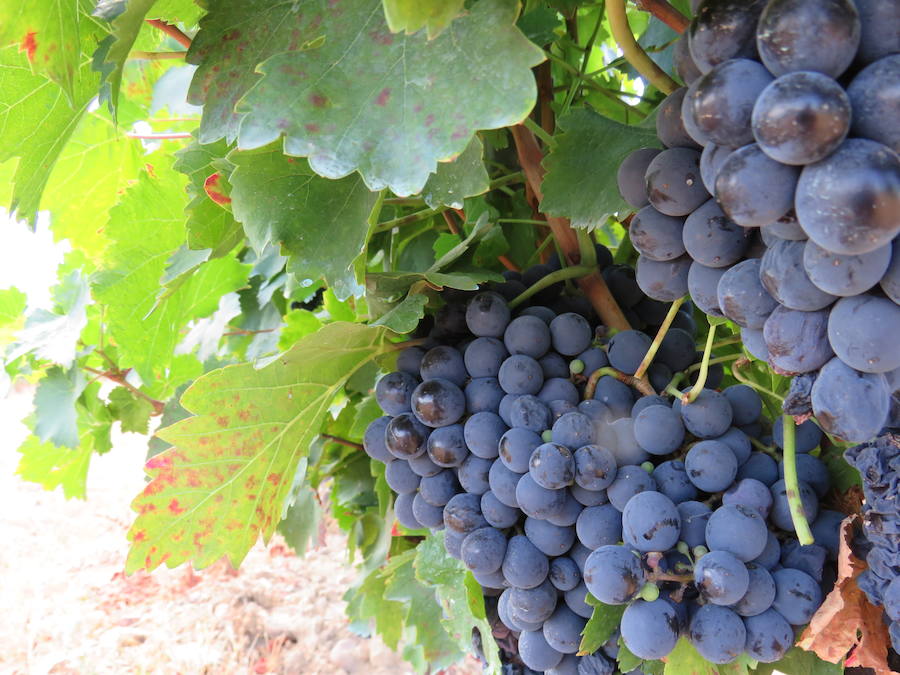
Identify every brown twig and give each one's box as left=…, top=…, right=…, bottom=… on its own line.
left=442, top=211, right=461, bottom=236
left=497, top=255, right=520, bottom=273
left=321, top=434, right=364, bottom=450
left=83, top=366, right=165, bottom=415
left=632, top=0, right=690, bottom=33
left=510, top=125, right=631, bottom=331
left=583, top=366, right=656, bottom=399
left=536, top=61, right=555, bottom=137
left=146, top=19, right=193, bottom=48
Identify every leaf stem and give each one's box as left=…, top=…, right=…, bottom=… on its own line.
left=321, top=434, right=363, bottom=450
left=730, top=358, right=785, bottom=402
left=145, top=19, right=192, bottom=48
left=684, top=353, right=741, bottom=374
left=606, top=0, right=680, bottom=94
left=634, top=296, right=686, bottom=379
left=498, top=218, right=552, bottom=225
left=631, top=0, right=690, bottom=33
left=374, top=206, right=447, bottom=233
left=684, top=322, right=716, bottom=404
left=523, top=117, right=555, bottom=148
left=584, top=366, right=656, bottom=400
left=128, top=50, right=188, bottom=60
left=509, top=266, right=594, bottom=309
left=781, top=414, right=815, bottom=545
left=83, top=366, right=164, bottom=415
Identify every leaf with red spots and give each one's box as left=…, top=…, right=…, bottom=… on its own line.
left=126, top=322, right=393, bottom=572
left=229, top=144, right=379, bottom=300
left=236, top=0, right=544, bottom=196
left=382, top=0, right=466, bottom=39
left=0, top=1, right=87, bottom=100
left=185, top=0, right=328, bottom=144
left=203, top=172, right=233, bottom=207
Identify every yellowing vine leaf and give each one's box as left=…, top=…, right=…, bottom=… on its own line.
left=381, top=0, right=466, bottom=39
left=237, top=0, right=544, bottom=196
left=126, top=322, right=392, bottom=572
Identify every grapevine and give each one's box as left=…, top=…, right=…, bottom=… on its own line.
left=0, top=0, right=897, bottom=673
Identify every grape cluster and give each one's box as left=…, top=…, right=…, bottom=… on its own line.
left=365, top=267, right=839, bottom=672
left=618, top=0, right=900, bottom=444
left=844, top=433, right=900, bottom=652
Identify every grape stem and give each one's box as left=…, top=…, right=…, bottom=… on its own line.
left=684, top=353, right=741, bottom=374
left=749, top=436, right=779, bottom=458
left=321, top=434, right=363, bottom=450
left=684, top=322, right=717, bottom=404
left=508, top=265, right=594, bottom=308
left=730, top=357, right=785, bottom=402
left=606, top=0, right=680, bottom=95
left=509, top=125, right=632, bottom=331
left=647, top=571, right=693, bottom=583
left=633, top=295, right=686, bottom=379
left=781, top=413, right=816, bottom=545
left=631, top=0, right=690, bottom=33
left=584, top=366, right=656, bottom=399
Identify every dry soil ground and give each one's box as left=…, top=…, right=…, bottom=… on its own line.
left=0, top=389, right=473, bottom=675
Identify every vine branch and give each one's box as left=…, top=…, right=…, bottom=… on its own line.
left=146, top=19, right=193, bottom=48
left=83, top=366, right=165, bottom=415
left=607, top=0, right=680, bottom=94
left=584, top=366, right=656, bottom=399
left=632, top=0, right=690, bottom=33
left=509, top=125, right=631, bottom=331
left=321, top=434, right=364, bottom=450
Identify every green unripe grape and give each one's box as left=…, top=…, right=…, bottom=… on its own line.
left=640, top=461, right=655, bottom=473
left=639, top=582, right=660, bottom=602
left=542, top=429, right=553, bottom=443
left=693, top=545, right=708, bottom=559
left=569, top=359, right=585, bottom=375
left=676, top=541, right=690, bottom=556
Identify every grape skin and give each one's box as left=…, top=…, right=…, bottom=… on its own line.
left=573, top=445, right=617, bottom=491
left=689, top=604, right=747, bottom=664
left=680, top=389, right=733, bottom=439
left=678, top=500, right=712, bottom=548
left=503, top=534, right=550, bottom=589
left=813, top=358, right=890, bottom=442
left=752, top=71, right=851, bottom=165
left=426, top=424, right=469, bottom=467
left=653, top=460, right=698, bottom=504
left=481, top=490, right=519, bottom=528
left=682, top=200, right=750, bottom=268
left=385, top=412, right=430, bottom=459
left=763, top=305, right=833, bottom=374
left=622, top=491, right=682, bottom=553
left=723, top=385, right=761, bottom=426
left=700, top=143, right=734, bottom=193
left=375, top=371, right=418, bottom=415
left=757, top=0, right=860, bottom=79
left=732, top=563, right=777, bottom=616
left=363, top=416, right=394, bottom=463
left=737, top=452, right=779, bottom=486
left=759, top=239, right=837, bottom=311
left=802, top=240, right=891, bottom=296
left=394, top=492, right=422, bottom=530
left=636, top=254, right=692, bottom=302
left=722, top=478, right=773, bottom=518
left=529, top=442, right=576, bottom=490
left=607, top=329, right=652, bottom=375
left=608, top=465, right=657, bottom=511
left=795, top=138, right=900, bottom=255
left=463, top=336, right=508, bottom=378
left=499, top=427, right=542, bottom=473
left=743, top=608, right=794, bottom=662
left=657, top=87, right=701, bottom=149
left=715, top=144, right=799, bottom=227
left=518, top=629, right=564, bottom=671
left=686, top=440, right=738, bottom=492
left=411, top=493, right=444, bottom=528
left=688, top=0, right=766, bottom=73
left=419, top=469, right=459, bottom=506
left=717, top=259, right=777, bottom=329
left=411, top=378, right=466, bottom=427
left=634, top=405, right=685, bottom=455
left=504, top=315, right=552, bottom=359
left=552, top=412, right=596, bottom=449
left=463, top=377, right=504, bottom=414
left=769, top=479, right=819, bottom=532
left=693, top=550, right=750, bottom=605
left=657, top=328, right=696, bottom=372
left=583, top=545, right=645, bottom=605
left=419, top=345, right=467, bottom=386
left=461, top=526, right=507, bottom=574
left=498, top=354, right=544, bottom=395
left=576, top=504, right=623, bottom=550
left=443, top=492, right=488, bottom=535
left=542, top=605, right=587, bottom=655
left=848, top=54, right=900, bottom=152
left=524, top=516, right=576, bottom=557
left=488, top=459, right=523, bottom=508
left=629, top=206, right=687, bottom=262
left=644, top=148, right=709, bottom=217
left=828, top=294, right=900, bottom=373
left=617, top=148, right=662, bottom=208
left=705, top=504, right=769, bottom=562
left=516, top=473, right=566, bottom=520
left=463, top=411, right=506, bottom=459
left=674, top=33, right=702, bottom=84
left=549, top=556, right=581, bottom=592
left=853, top=0, right=900, bottom=66
left=621, top=599, right=681, bottom=659
left=688, top=261, right=728, bottom=317
left=466, top=291, right=511, bottom=337
left=549, top=312, right=593, bottom=356
left=772, top=567, right=823, bottom=625
left=457, top=455, right=492, bottom=495
left=772, top=417, right=822, bottom=453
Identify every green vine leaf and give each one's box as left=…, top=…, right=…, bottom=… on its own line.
left=147, top=0, right=203, bottom=25
left=381, top=0, right=466, bottom=39
left=578, top=596, right=626, bottom=655
left=422, top=136, right=490, bottom=210
left=33, top=367, right=87, bottom=449
left=17, top=434, right=95, bottom=499
left=755, top=647, right=843, bottom=675
left=237, top=0, right=543, bottom=196
left=542, top=109, right=661, bottom=230
left=125, top=322, right=393, bottom=572
left=663, top=638, right=755, bottom=675
left=371, top=292, right=428, bottom=333
left=229, top=145, right=379, bottom=300
left=107, top=387, right=156, bottom=434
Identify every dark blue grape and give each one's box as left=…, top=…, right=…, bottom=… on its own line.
left=681, top=389, right=734, bottom=439
left=645, top=148, right=709, bottom=217
left=503, top=534, right=550, bottom=589
left=675, top=33, right=702, bottom=84
left=539, top=351, right=570, bottom=379
left=741, top=327, right=769, bottom=361
left=549, top=312, right=593, bottom=356
left=682, top=77, right=711, bottom=146
left=573, top=445, right=617, bottom=491
left=499, top=427, right=542, bottom=473
left=688, top=261, right=728, bottom=317
left=458, top=455, right=492, bottom=495
left=723, top=478, right=772, bottom=518
left=419, top=345, right=467, bottom=386
left=570, top=483, right=609, bottom=507
left=395, top=492, right=422, bottom=530
left=743, top=608, right=794, bottom=662
left=678, top=500, right=712, bottom=547
left=688, top=0, right=766, bottom=73
left=543, top=605, right=588, bottom=655
left=689, top=605, right=746, bottom=664
left=443, top=492, right=488, bottom=535
left=773, top=417, right=822, bottom=453
left=385, top=459, right=420, bottom=495
left=810, top=510, right=845, bottom=561
left=630, top=206, right=687, bottom=262
left=412, top=493, right=444, bottom=528
left=607, top=330, right=651, bottom=375
left=694, top=550, right=750, bottom=605
left=548, top=400, right=577, bottom=423
left=520, top=305, right=557, bottom=324
left=803, top=240, right=891, bottom=297
left=769, top=479, right=819, bottom=532
left=649, top=363, right=673, bottom=392
left=385, top=412, right=430, bottom=458
left=828, top=294, right=900, bottom=373
left=504, top=315, right=552, bottom=359
left=592, top=376, right=635, bottom=420
left=636, top=254, right=692, bottom=302
left=687, top=59, right=774, bottom=148
left=464, top=337, right=508, bottom=378
left=848, top=54, right=900, bottom=153
left=621, top=599, right=681, bottom=659
left=657, top=87, right=701, bottom=149
left=653, top=460, right=698, bottom=503
left=772, top=567, right=823, bottom=624
left=683, top=199, right=750, bottom=268
left=608, top=465, right=657, bottom=511
left=622, top=491, right=682, bottom=552
left=780, top=540, right=827, bottom=581
left=464, top=412, right=506, bottom=459
left=466, top=291, right=510, bottom=337
left=700, top=143, right=734, bottom=193
left=564, top=582, right=594, bottom=618
left=549, top=556, right=581, bottom=592
left=498, top=393, right=520, bottom=426
left=509, top=580, right=557, bottom=627
left=364, top=416, right=394, bottom=463
left=426, top=423, right=468, bottom=467
left=546, top=491, right=585, bottom=527
left=498, top=354, right=544, bottom=395
left=538, top=378, right=579, bottom=405
left=811, top=357, right=890, bottom=441
left=715, top=144, right=799, bottom=227
left=584, top=544, right=645, bottom=605
left=795, top=139, right=900, bottom=256
left=464, top=377, right=504, bottom=414
left=752, top=71, right=851, bottom=165
left=607, top=417, right=652, bottom=467
left=618, top=148, right=662, bottom=208
left=763, top=305, right=833, bottom=374
left=518, top=629, right=564, bottom=671
left=530, top=442, right=576, bottom=489
left=657, top=328, right=697, bottom=372
left=488, top=459, right=522, bottom=508
left=516, top=473, right=566, bottom=520
left=408, top=450, right=441, bottom=477
left=525, top=516, right=576, bottom=557
left=752, top=531, right=782, bottom=569
left=553, top=412, right=596, bottom=450
left=397, top=346, right=425, bottom=375
left=461, top=526, right=507, bottom=574
left=510, top=394, right=552, bottom=432
left=706, top=504, right=769, bottom=561
left=634, top=405, right=685, bottom=455
left=480, top=490, right=519, bottom=529
left=736, top=452, right=779, bottom=485
left=603, top=264, right=644, bottom=308
left=723, top=385, right=762, bottom=426
left=576, top=503, right=622, bottom=550
left=578, top=399, right=613, bottom=424
left=411, top=378, right=466, bottom=427
left=757, top=0, right=860, bottom=78
left=375, top=371, right=418, bottom=415
left=733, top=564, right=776, bottom=616
left=418, top=469, right=459, bottom=506
left=444, top=529, right=464, bottom=559
left=523, top=264, right=564, bottom=306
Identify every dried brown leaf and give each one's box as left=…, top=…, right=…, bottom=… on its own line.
left=798, top=515, right=894, bottom=674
